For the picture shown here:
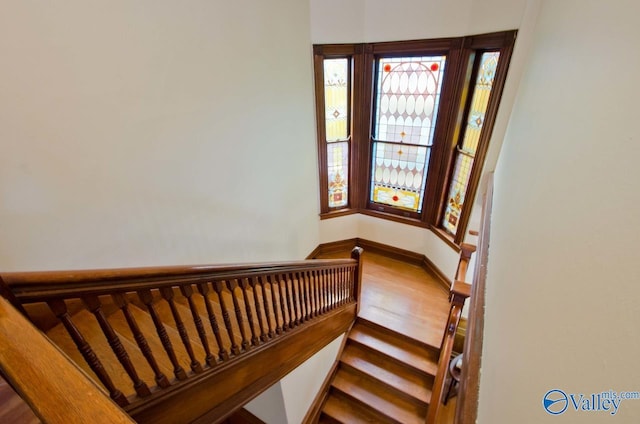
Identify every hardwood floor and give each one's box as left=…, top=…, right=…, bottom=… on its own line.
left=316, top=250, right=451, bottom=348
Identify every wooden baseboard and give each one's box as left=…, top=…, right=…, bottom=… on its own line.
left=308, top=238, right=452, bottom=289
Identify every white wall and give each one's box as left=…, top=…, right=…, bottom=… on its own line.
left=311, top=0, right=529, bottom=279
left=480, top=1, right=640, bottom=422
left=0, top=0, right=319, bottom=271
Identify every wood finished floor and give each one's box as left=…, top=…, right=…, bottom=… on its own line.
left=316, top=250, right=451, bottom=348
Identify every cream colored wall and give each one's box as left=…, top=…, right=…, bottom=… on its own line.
left=0, top=0, right=319, bottom=271
left=311, top=0, right=529, bottom=280
left=480, top=1, right=640, bottom=422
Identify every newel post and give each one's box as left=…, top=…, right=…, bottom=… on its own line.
left=350, top=246, right=364, bottom=315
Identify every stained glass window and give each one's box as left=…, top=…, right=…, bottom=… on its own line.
left=370, top=56, right=446, bottom=212
left=324, top=58, right=349, bottom=208
left=442, top=52, right=500, bottom=234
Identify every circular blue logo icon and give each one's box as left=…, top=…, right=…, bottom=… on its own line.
left=543, top=389, right=568, bottom=415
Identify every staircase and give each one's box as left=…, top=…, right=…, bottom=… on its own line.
left=318, top=318, right=439, bottom=423
left=1, top=249, right=364, bottom=424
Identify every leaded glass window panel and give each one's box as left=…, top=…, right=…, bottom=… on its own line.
left=370, top=55, right=445, bottom=212
left=373, top=56, right=446, bottom=145
left=323, top=58, right=350, bottom=209
left=442, top=52, right=500, bottom=234
left=324, top=58, right=349, bottom=142
left=370, top=141, right=430, bottom=212
left=328, top=141, right=349, bottom=208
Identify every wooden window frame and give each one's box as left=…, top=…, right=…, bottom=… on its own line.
left=314, top=31, right=516, bottom=247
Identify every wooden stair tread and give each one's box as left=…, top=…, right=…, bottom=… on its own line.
left=321, top=392, right=386, bottom=424
left=341, top=343, right=431, bottom=406
left=349, top=322, right=438, bottom=376
left=331, top=368, right=426, bottom=424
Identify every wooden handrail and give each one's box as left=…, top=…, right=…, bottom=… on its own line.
left=0, top=296, right=134, bottom=423
left=1, top=249, right=363, bottom=421
left=426, top=280, right=471, bottom=423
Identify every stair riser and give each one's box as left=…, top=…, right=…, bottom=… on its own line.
left=338, top=360, right=430, bottom=410
left=346, top=338, right=435, bottom=380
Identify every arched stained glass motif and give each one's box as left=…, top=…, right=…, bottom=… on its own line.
left=442, top=52, right=500, bottom=234
left=370, top=56, right=446, bottom=212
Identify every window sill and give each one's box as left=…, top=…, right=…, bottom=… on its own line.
left=431, top=226, right=461, bottom=252
left=319, top=208, right=358, bottom=220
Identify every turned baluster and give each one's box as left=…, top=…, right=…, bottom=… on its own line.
left=112, top=293, right=170, bottom=388
left=246, top=277, right=268, bottom=342
left=213, top=280, right=241, bottom=356
left=46, top=299, right=128, bottom=407
left=137, top=289, right=187, bottom=380
left=196, top=283, right=229, bottom=361
left=277, top=274, right=292, bottom=329
left=293, top=273, right=305, bottom=322
left=82, top=295, right=151, bottom=397
left=180, top=285, right=216, bottom=367
left=228, top=279, right=251, bottom=350
left=322, top=269, right=329, bottom=313
left=259, top=276, right=275, bottom=339
left=240, top=278, right=260, bottom=346
left=250, top=277, right=269, bottom=341
left=313, top=270, right=321, bottom=317
left=299, top=271, right=310, bottom=321
left=159, top=287, right=203, bottom=373
left=286, top=273, right=299, bottom=326
left=267, top=275, right=283, bottom=335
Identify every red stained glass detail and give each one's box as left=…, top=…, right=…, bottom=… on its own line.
left=430, top=63, right=439, bottom=71
left=383, top=64, right=392, bottom=72
left=392, top=195, right=399, bottom=201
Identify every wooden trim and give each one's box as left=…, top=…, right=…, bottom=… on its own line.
left=0, top=296, right=134, bottom=424
left=308, top=238, right=452, bottom=290
left=128, top=304, right=356, bottom=424
left=455, top=173, right=494, bottom=424
left=319, top=208, right=358, bottom=220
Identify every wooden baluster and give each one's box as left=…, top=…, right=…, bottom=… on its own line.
left=46, top=299, right=128, bottom=407
left=322, top=269, right=329, bottom=313
left=329, top=269, right=335, bottom=310
left=137, top=289, right=187, bottom=380
left=196, top=283, right=230, bottom=361
left=301, top=271, right=311, bottom=320
left=279, top=274, right=293, bottom=329
left=213, top=280, right=241, bottom=356
left=259, top=276, right=275, bottom=339
left=341, top=266, right=348, bottom=305
left=294, top=272, right=306, bottom=322
left=180, top=285, right=216, bottom=368
left=336, top=268, right=343, bottom=306
left=112, top=293, right=171, bottom=388
left=267, top=275, right=283, bottom=335
left=82, top=295, right=151, bottom=397
left=251, top=276, right=269, bottom=341
left=159, top=287, right=203, bottom=373
left=307, top=270, right=316, bottom=318
left=229, top=279, right=251, bottom=350
left=313, top=270, right=321, bottom=317
left=286, top=273, right=299, bottom=326
left=240, top=278, right=260, bottom=346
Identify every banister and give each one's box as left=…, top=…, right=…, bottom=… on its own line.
left=426, top=280, right=471, bottom=424
left=3, top=258, right=357, bottom=303
left=1, top=251, right=363, bottom=423
left=0, top=296, right=134, bottom=423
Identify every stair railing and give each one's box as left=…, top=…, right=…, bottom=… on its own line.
left=0, top=294, right=135, bottom=424
left=1, top=248, right=363, bottom=419
left=426, top=242, right=476, bottom=424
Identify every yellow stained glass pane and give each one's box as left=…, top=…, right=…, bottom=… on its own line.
left=328, top=141, right=348, bottom=208
left=442, top=52, right=500, bottom=235
left=324, top=59, right=349, bottom=141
